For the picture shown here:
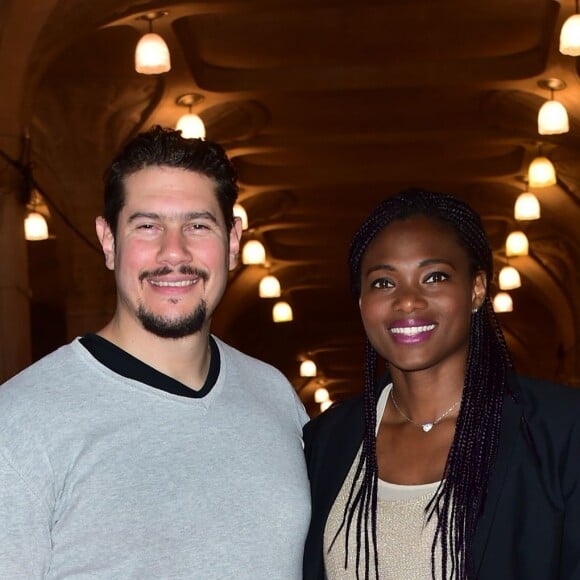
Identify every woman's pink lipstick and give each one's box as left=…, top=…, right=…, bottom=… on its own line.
left=389, top=319, right=436, bottom=344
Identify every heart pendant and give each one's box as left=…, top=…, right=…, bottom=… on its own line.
left=422, top=423, right=433, bottom=432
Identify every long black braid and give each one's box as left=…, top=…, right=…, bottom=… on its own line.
left=339, top=188, right=512, bottom=579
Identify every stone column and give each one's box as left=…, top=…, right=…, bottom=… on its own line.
left=0, top=167, right=31, bottom=381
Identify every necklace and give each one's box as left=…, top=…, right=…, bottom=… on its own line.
left=390, top=389, right=461, bottom=433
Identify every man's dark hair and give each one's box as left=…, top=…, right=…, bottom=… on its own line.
left=339, top=187, right=512, bottom=579
left=103, top=126, right=238, bottom=237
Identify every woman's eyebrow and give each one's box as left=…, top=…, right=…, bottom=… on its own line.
left=364, top=258, right=457, bottom=276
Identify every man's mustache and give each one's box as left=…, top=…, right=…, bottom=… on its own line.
left=139, top=265, right=208, bottom=283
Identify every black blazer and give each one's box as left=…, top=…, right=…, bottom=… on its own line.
left=303, top=374, right=580, bottom=579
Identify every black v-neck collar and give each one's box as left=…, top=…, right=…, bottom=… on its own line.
left=79, top=333, right=220, bottom=398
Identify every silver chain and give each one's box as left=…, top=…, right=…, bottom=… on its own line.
left=390, top=389, right=461, bottom=433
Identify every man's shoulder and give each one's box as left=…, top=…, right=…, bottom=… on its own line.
left=213, top=335, right=308, bottom=425
left=0, top=341, right=88, bottom=449
left=0, top=340, right=83, bottom=404
left=213, top=335, right=289, bottom=383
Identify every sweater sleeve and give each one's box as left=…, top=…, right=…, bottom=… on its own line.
left=0, top=451, right=52, bottom=579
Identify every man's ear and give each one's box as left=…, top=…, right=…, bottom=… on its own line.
left=228, top=216, right=243, bottom=271
left=96, top=217, right=115, bottom=271
left=472, top=270, right=487, bottom=311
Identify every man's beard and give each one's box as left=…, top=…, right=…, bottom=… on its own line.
left=137, top=300, right=207, bottom=339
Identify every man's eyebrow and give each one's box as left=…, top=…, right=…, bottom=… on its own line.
left=127, top=211, right=218, bottom=224
left=182, top=211, right=218, bottom=224
left=127, top=212, right=160, bottom=223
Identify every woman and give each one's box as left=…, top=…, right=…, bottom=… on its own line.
left=303, top=188, right=580, bottom=579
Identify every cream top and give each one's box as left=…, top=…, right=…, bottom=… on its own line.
left=323, top=385, right=445, bottom=579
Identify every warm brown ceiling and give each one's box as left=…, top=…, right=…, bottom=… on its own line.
left=1, top=0, right=579, bottom=413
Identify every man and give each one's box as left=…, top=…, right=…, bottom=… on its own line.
left=0, top=126, right=311, bottom=579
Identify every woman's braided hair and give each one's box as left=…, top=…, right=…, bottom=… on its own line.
left=339, top=188, right=512, bottom=579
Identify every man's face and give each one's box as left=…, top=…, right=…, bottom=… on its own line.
left=97, top=165, right=241, bottom=340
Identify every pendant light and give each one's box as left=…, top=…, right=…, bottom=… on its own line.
left=537, top=79, right=568, bottom=135
left=135, top=12, right=171, bottom=75
left=320, top=400, right=333, bottom=412
left=300, top=359, right=317, bottom=377
left=19, top=135, right=50, bottom=241
left=514, top=191, right=540, bottom=221
left=528, top=155, right=556, bottom=188
left=24, top=212, right=49, bottom=241
left=259, top=275, right=281, bottom=298
left=314, top=387, right=330, bottom=403
left=493, top=292, right=513, bottom=313
left=233, top=203, right=248, bottom=230
left=175, top=93, right=206, bottom=139
left=505, top=231, right=529, bottom=257
left=24, top=189, right=49, bottom=241
left=560, top=1, right=580, bottom=55
left=242, top=240, right=266, bottom=265
left=498, top=266, right=521, bottom=290
left=272, top=301, right=293, bottom=322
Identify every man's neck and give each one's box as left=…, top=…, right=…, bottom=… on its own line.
left=96, top=320, right=212, bottom=391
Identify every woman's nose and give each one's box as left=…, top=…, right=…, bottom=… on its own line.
left=393, top=286, right=427, bottom=313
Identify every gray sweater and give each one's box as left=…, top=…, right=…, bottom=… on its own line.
left=0, top=336, right=310, bottom=579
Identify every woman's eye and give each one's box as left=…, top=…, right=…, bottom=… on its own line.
left=371, top=278, right=394, bottom=289
left=425, top=271, right=449, bottom=283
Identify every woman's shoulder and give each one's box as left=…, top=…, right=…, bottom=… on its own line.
left=511, top=373, right=580, bottom=428
left=304, top=374, right=391, bottom=445
left=302, top=394, right=371, bottom=467
left=304, top=395, right=363, bottom=440
left=514, top=374, right=580, bottom=405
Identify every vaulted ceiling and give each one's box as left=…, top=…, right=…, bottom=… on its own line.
left=1, top=0, right=579, bottom=413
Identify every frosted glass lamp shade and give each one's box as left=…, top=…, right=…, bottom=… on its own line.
left=498, top=266, right=521, bottom=290
left=506, top=231, right=529, bottom=257
left=135, top=33, right=171, bottom=74
left=176, top=113, right=206, bottom=139
left=528, top=156, right=556, bottom=188
left=300, top=360, right=317, bottom=377
left=560, top=14, right=580, bottom=55
left=320, top=400, right=333, bottom=412
left=233, top=203, right=248, bottom=230
left=514, top=192, right=540, bottom=221
left=493, top=292, right=513, bottom=313
left=241, top=240, right=266, bottom=265
left=538, top=100, right=569, bottom=135
left=259, top=275, right=281, bottom=298
left=314, top=387, right=330, bottom=403
left=272, top=301, right=293, bottom=322
left=24, top=212, right=48, bottom=241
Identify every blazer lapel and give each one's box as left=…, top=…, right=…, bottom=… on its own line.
left=316, top=399, right=366, bottom=526
left=314, top=375, right=391, bottom=522
left=470, top=375, right=523, bottom=576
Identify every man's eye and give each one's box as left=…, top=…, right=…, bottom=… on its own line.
left=186, top=223, right=210, bottom=232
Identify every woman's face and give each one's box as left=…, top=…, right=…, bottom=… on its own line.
left=358, top=215, right=486, bottom=376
